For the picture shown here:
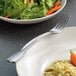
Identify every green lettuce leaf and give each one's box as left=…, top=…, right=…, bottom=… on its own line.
left=20, top=2, right=46, bottom=19
left=6, top=0, right=27, bottom=19
left=0, top=0, right=5, bottom=16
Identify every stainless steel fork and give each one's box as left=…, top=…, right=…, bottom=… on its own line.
left=7, top=13, right=70, bottom=63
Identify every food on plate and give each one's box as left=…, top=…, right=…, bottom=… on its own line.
left=44, top=61, right=76, bottom=76
left=0, top=0, right=62, bottom=19
left=70, top=50, right=76, bottom=66
left=44, top=50, right=76, bottom=76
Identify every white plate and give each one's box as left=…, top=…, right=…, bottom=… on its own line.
left=16, top=27, right=76, bottom=76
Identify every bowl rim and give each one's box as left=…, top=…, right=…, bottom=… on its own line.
left=0, top=0, right=67, bottom=22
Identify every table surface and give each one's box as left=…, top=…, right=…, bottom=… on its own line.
left=0, top=0, right=76, bottom=76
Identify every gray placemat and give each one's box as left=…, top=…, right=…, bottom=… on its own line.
left=0, top=0, right=76, bottom=76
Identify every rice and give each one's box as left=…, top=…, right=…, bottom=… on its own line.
left=44, top=60, right=76, bottom=76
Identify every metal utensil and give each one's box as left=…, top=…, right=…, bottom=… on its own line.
left=7, top=13, right=70, bottom=63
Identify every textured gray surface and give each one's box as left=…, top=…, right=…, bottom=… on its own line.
left=0, top=0, right=76, bottom=76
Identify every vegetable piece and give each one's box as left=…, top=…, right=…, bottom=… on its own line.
left=70, top=50, right=76, bottom=66
left=27, top=0, right=34, bottom=7
left=0, top=0, right=5, bottom=16
left=23, top=0, right=29, bottom=5
left=5, top=14, right=10, bottom=18
left=39, top=0, right=49, bottom=14
left=46, top=6, right=62, bottom=15
left=20, top=2, right=46, bottom=19
left=45, top=0, right=57, bottom=9
left=52, top=1, right=61, bottom=8
left=6, top=0, right=27, bottom=19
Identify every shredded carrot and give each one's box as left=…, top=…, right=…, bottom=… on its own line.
left=70, top=50, right=76, bottom=66
left=5, top=14, right=10, bottom=18
left=27, top=0, right=34, bottom=7
left=52, top=1, right=61, bottom=8
left=46, top=6, right=62, bottom=15
left=30, top=0, right=34, bottom=3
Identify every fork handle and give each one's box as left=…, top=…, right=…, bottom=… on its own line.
left=7, top=32, right=51, bottom=63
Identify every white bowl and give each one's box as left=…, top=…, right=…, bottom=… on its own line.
left=0, top=0, right=67, bottom=24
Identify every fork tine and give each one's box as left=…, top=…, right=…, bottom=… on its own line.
left=56, top=13, right=70, bottom=29
left=53, top=23, right=60, bottom=29
left=58, top=14, right=70, bottom=31
left=52, top=13, right=67, bottom=29
left=50, top=14, right=64, bottom=30
left=50, top=13, right=70, bottom=33
left=55, top=15, right=64, bottom=29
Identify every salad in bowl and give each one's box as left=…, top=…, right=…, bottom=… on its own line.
left=0, top=0, right=67, bottom=24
